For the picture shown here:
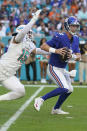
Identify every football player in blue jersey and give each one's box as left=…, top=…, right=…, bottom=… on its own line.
left=34, top=16, right=81, bottom=114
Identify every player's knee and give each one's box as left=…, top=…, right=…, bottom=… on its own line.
left=63, top=88, right=69, bottom=93
left=20, top=87, right=25, bottom=96
left=68, top=86, right=73, bottom=93
left=64, top=85, right=73, bottom=93
left=64, top=85, right=69, bottom=91
left=17, top=86, right=25, bottom=97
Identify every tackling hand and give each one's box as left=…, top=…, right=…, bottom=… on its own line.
left=33, top=9, right=42, bottom=20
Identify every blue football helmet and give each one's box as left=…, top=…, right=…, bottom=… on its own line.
left=64, top=16, right=80, bottom=35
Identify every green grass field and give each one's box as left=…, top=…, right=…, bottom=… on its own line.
left=0, top=85, right=87, bottom=131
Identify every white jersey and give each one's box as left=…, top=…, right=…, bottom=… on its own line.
left=0, top=9, right=41, bottom=81
left=0, top=37, right=36, bottom=81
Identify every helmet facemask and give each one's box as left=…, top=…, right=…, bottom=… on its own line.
left=68, top=24, right=80, bottom=35
left=28, top=30, right=33, bottom=39
left=25, top=30, right=34, bottom=41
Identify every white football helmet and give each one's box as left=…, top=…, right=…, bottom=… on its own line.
left=12, top=25, right=25, bottom=36
left=16, top=25, right=33, bottom=39
left=13, top=24, right=33, bottom=40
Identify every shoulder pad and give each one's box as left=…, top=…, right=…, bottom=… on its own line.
left=74, top=35, right=79, bottom=38
left=54, top=32, right=64, bottom=38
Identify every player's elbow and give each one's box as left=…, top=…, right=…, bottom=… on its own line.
left=15, top=32, right=25, bottom=43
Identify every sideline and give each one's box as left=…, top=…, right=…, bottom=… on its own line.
left=0, top=84, right=87, bottom=88
left=0, top=86, right=45, bottom=131
left=24, top=85, right=87, bottom=88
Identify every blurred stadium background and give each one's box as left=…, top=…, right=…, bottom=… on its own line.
left=0, top=0, right=87, bottom=131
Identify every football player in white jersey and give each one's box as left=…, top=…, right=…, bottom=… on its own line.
left=0, top=9, right=50, bottom=101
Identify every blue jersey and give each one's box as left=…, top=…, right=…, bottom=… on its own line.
left=47, top=32, right=80, bottom=68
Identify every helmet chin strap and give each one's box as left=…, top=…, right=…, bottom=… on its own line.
left=69, top=30, right=76, bottom=35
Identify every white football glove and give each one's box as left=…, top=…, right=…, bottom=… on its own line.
left=64, top=69, right=77, bottom=77
left=33, top=9, right=42, bottom=21
left=69, top=70, right=77, bottom=77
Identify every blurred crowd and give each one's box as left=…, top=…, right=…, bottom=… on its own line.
left=0, top=0, right=87, bottom=37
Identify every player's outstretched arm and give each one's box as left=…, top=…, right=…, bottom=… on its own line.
left=35, top=48, right=50, bottom=55
left=15, top=9, right=42, bottom=42
left=40, top=43, right=51, bottom=52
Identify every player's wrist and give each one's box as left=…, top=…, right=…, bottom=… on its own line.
left=33, top=10, right=41, bottom=20
left=49, top=47, right=56, bottom=53
left=71, top=54, right=77, bottom=60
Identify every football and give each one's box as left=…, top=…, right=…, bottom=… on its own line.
left=60, top=47, right=70, bottom=62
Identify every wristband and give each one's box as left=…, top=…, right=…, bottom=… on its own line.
left=49, top=47, right=56, bottom=53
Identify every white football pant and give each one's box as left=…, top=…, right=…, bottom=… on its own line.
left=0, top=76, right=25, bottom=100
left=47, top=64, right=73, bottom=93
